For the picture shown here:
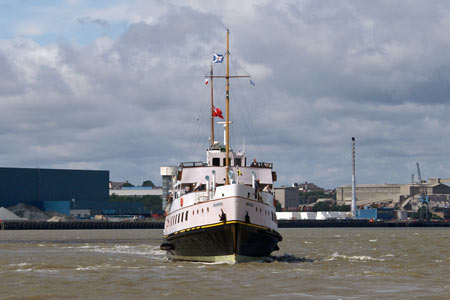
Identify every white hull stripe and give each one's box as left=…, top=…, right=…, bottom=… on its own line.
left=168, top=253, right=266, bottom=263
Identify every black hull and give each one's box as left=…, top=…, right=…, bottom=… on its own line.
left=161, top=221, right=282, bottom=262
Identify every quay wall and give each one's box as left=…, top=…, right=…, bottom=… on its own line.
left=277, top=219, right=449, bottom=228
left=0, top=221, right=164, bottom=230
left=1, top=219, right=448, bottom=230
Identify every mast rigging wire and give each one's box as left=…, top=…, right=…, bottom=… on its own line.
left=229, top=56, right=265, bottom=161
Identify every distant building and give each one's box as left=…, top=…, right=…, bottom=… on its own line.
left=315, top=198, right=335, bottom=204
left=428, top=178, right=450, bottom=184
left=109, top=181, right=128, bottom=189
left=336, top=180, right=450, bottom=213
left=109, top=187, right=162, bottom=197
left=299, top=182, right=323, bottom=192
left=292, top=182, right=323, bottom=192
left=0, top=167, right=149, bottom=216
left=336, top=184, right=401, bottom=206
left=274, top=187, right=299, bottom=209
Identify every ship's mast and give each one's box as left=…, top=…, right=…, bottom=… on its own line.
left=206, top=29, right=250, bottom=185
left=225, top=29, right=230, bottom=184
left=210, top=65, right=214, bottom=148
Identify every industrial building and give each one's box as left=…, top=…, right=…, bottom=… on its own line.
left=336, top=184, right=402, bottom=206
left=273, top=187, right=300, bottom=209
left=0, top=167, right=148, bottom=216
left=336, top=179, right=450, bottom=216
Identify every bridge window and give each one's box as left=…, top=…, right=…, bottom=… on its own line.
left=235, top=158, right=242, bottom=166
left=213, top=158, right=220, bottom=166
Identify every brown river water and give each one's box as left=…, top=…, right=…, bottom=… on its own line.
left=0, top=228, right=449, bottom=300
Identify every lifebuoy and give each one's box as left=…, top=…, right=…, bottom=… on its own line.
left=181, top=197, right=184, bottom=207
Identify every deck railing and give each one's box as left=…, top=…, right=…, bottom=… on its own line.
left=179, top=162, right=208, bottom=168
left=250, top=161, right=273, bottom=168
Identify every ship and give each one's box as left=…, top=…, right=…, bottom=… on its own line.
left=160, top=29, right=282, bottom=263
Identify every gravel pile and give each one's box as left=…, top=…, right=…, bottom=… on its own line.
left=0, top=207, right=25, bottom=221
left=7, top=203, right=69, bottom=221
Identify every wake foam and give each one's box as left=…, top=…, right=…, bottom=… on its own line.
left=263, top=253, right=314, bottom=263
left=326, top=252, right=385, bottom=262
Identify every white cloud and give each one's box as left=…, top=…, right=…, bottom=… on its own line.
left=0, top=0, right=450, bottom=188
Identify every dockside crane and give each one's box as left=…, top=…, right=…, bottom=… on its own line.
left=416, top=162, right=430, bottom=221
left=416, top=162, right=424, bottom=184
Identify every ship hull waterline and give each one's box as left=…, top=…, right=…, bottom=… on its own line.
left=161, top=221, right=282, bottom=263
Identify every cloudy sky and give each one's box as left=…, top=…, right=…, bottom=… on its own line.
left=1, top=0, right=449, bottom=188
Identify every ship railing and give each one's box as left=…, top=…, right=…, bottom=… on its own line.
left=249, top=161, right=273, bottom=168
left=179, top=162, right=207, bottom=168
left=194, top=191, right=211, bottom=203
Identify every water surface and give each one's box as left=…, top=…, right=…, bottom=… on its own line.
left=0, top=228, right=448, bottom=299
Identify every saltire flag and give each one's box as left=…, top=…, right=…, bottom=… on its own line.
left=213, top=53, right=224, bottom=63
left=212, top=106, right=224, bottom=119
left=249, top=79, right=256, bottom=86
left=205, top=78, right=209, bottom=85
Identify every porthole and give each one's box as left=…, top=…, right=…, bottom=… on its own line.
left=181, top=212, right=184, bottom=222
left=207, top=207, right=209, bottom=212
left=185, top=211, right=188, bottom=221
left=202, top=208, right=204, bottom=213
left=197, top=209, right=199, bottom=214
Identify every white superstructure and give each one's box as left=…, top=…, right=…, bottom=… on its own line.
left=163, top=147, right=278, bottom=237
